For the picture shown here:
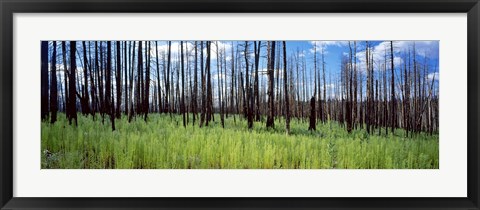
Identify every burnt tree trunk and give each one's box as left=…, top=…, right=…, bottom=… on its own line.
left=266, top=41, right=276, bottom=128
left=144, top=41, right=150, bottom=122
left=244, top=41, right=253, bottom=129
left=254, top=41, right=261, bottom=121
left=62, top=41, right=69, bottom=118
left=41, top=41, right=49, bottom=121
left=81, top=41, right=90, bottom=115
left=68, top=41, right=78, bottom=126
left=205, top=41, right=213, bottom=126
left=308, top=96, right=316, bottom=131
left=50, top=41, right=58, bottom=124
left=116, top=41, right=122, bottom=119
left=181, top=41, right=186, bottom=127
left=390, top=41, right=395, bottom=134
left=283, top=41, right=290, bottom=134
left=106, top=41, right=115, bottom=131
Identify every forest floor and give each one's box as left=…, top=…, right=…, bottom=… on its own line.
left=41, top=113, right=439, bottom=169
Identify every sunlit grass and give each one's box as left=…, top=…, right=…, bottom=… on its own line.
left=41, top=113, right=439, bottom=169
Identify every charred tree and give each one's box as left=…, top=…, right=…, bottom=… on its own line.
left=50, top=41, right=58, bottom=124
left=144, top=41, right=150, bottom=121
left=68, top=41, right=78, bottom=126
left=41, top=41, right=49, bottom=121
left=205, top=41, right=213, bottom=126
left=62, top=41, right=70, bottom=118
left=116, top=41, right=122, bottom=119
left=193, top=41, right=198, bottom=124
left=80, top=41, right=90, bottom=115
left=283, top=41, right=290, bottom=134
left=200, top=41, right=207, bottom=127
left=244, top=41, right=253, bottom=129
left=106, top=41, right=115, bottom=131
left=266, top=41, right=276, bottom=128
left=181, top=41, right=186, bottom=127
left=308, top=96, right=316, bottom=131
left=390, top=41, right=395, bottom=134
left=254, top=41, right=261, bottom=121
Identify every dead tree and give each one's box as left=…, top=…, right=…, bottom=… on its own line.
left=282, top=41, right=290, bottom=134
left=244, top=41, right=253, bottom=129
left=205, top=41, right=213, bottom=126
left=41, top=41, right=49, bottom=121
left=181, top=41, right=186, bottom=127
left=308, top=96, right=316, bottom=131
left=254, top=41, right=261, bottom=121
left=50, top=41, right=58, bottom=124
left=68, top=41, right=78, bottom=126
left=115, top=41, right=122, bottom=119
left=390, top=41, right=395, bottom=134
left=81, top=41, right=90, bottom=115
left=106, top=41, right=115, bottom=131
left=266, top=41, right=276, bottom=128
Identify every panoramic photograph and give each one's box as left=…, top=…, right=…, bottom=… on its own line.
left=40, top=40, right=439, bottom=169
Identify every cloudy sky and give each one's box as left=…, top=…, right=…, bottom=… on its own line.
left=48, top=40, right=439, bottom=101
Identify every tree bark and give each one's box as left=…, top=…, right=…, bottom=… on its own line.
left=41, top=41, right=49, bottom=121
left=106, top=41, right=115, bottom=131
left=68, top=41, right=78, bottom=126
left=390, top=41, right=395, bottom=134
left=283, top=41, right=290, bottom=134
left=244, top=41, right=253, bottom=129
left=116, top=41, right=122, bottom=119
left=266, top=41, right=276, bottom=128
left=50, top=41, right=58, bottom=124
left=181, top=41, right=186, bottom=127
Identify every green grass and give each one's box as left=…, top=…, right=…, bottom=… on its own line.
left=41, top=113, right=439, bottom=169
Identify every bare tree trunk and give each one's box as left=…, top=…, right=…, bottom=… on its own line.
left=41, top=41, right=49, bottom=121
left=244, top=41, right=253, bottom=129
left=308, top=96, right=316, bottom=131
left=62, top=42, right=70, bottom=118
left=254, top=41, right=261, bottom=121
left=231, top=42, right=236, bottom=123
left=266, top=41, right=276, bottom=128
left=144, top=41, right=150, bottom=121
left=322, top=46, right=327, bottom=123
left=383, top=46, right=388, bottom=135
left=365, top=41, right=371, bottom=134
left=128, top=41, right=136, bottom=122
left=353, top=41, right=357, bottom=129
left=390, top=41, right=395, bottom=134
left=124, top=41, right=129, bottom=116
left=206, top=41, right=213, bottom=126
left=68, top=41, right=78, bottom=126
left=81, top=41, right=90, bottom=115
left=99, top=42, right=106, bottom=123
left=216, top=42, right=225, bottom=128
left=346, top=41, right=353, bottom=133
left=115, top=41, right=122, bottom=119
left=106, top=41, right=115, bottom=130
left=50, top=41, right=58, bottom=124
left=166, top=41, right=172, bottom=115
left=181, top=41, right=186, bottom=127
left=200, top=41, right=206, bottom=127
left=193, top=41, right=198, bottom=124
left=282, top=41, right=290, bottom=135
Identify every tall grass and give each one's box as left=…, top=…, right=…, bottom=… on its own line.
left=41, top=113, right=439, bottom=169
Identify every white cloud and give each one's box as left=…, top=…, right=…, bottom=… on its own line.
left=310, top=41, right=349, bottom=55
left=427, top=72, right=439, bottom=81
left=310, top=41, right=349, bottom=47
left=298, top=51, right=306, bottom=57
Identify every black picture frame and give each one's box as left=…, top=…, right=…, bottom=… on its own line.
left=1, top=0, right=479, bottom=209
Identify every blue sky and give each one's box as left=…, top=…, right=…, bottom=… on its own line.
left=48, top=40, right=439, bottom=102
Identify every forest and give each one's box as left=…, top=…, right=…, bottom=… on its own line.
left=41, top=40, right=439, bottom=169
